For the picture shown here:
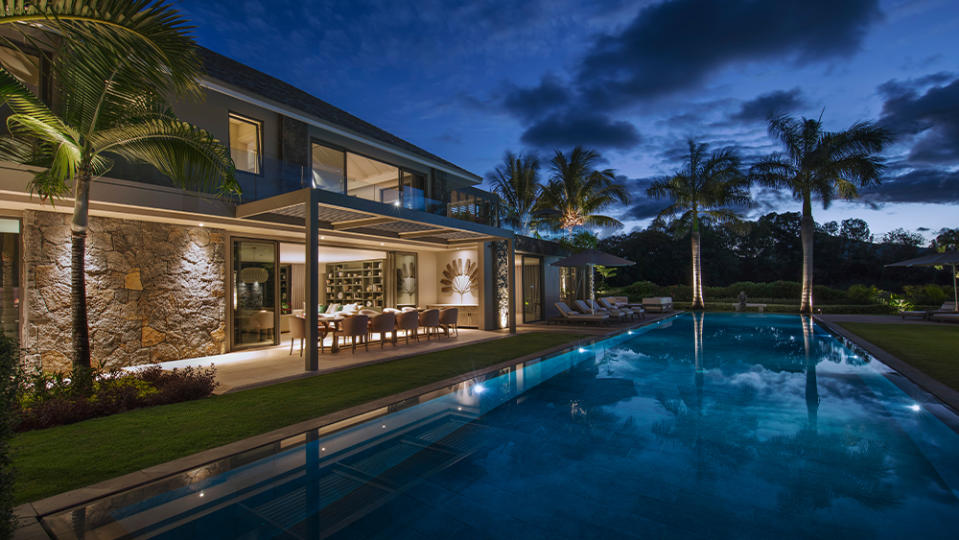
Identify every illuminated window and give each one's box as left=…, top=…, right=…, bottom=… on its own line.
left=229, top=114, right=262, bottom=174
left=311, top=142, right=345, bottom=192
left=347, top=152, right=399, bottom=204
left=0, top=45, right=41, bottom=95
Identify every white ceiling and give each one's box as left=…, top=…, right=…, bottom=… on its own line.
left=280, top=242, right=387, bottom=264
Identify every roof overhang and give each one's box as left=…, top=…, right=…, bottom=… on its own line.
left=236, top=188, right=512, bottom=248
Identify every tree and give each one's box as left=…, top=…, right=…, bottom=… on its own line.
left=750, top=115, right=889, bottom=313
left=932, top=228, right=959, bottom=251
left=538, top=146, right=629, bottom=235
left=0, top=27, right=238, bottom=380
left=839, top=218, right=871, bottom=242
left=647, top=139, right=749, bottom=308
left=881, top=228, right=924, bottom=247
left=488, top=150, right=541, bottom=235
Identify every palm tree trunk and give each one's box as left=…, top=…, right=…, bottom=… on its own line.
left=800, top=205, right=814, bottom=315
left=71, top=172, right=92, bottom=380
left=691, top=230, right=704, bottom=309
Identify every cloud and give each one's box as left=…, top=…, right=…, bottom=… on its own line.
left=577, top=0, right=882, bottom=108
left=859, top=168, right=959, bottom=205
left=878, top=74, right=959, bottom=165
left=620, top=176, right=667, bottom=220
left=502, top=74, right=571, bottom=121
left=730, top=88, right=806, bottom=122
left=520, top=111, right=641, bottom=149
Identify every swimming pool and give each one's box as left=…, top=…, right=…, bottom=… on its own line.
left=43, top=313, right=959, bottom=539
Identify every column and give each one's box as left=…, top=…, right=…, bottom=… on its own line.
left=304, top=190, right=320, bottom=370
left=507, top=238, right=516, bottom=334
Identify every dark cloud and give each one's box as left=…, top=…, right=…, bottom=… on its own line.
left=730, top=88, right=806, bottom=122
left=520, top=111, right=641, bottom=150
left=502, top=74, right=571, bottom=121
left=620, top=176, right=668, bottom=220
left=860, top=168, right=959, bottom=205
left=577, top=0, right=881, bottom=108
left=878, top=74, right=959, bottom=165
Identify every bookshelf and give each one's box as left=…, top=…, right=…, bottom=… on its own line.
left=325, top=259, right=385, bottom=308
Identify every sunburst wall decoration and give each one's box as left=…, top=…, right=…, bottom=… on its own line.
left=441, top=258, right=478, bottom=303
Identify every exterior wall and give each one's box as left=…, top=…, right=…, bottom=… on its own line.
left=21, top=211, right=226, bottom=371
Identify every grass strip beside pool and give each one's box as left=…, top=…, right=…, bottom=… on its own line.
left=13, top=332, right=586, bottom=505
left=837, top=322, right=959, bottom=392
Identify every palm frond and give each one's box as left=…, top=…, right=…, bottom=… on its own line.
left=93, top=118, right=239, bottom=195
left=1, top=0, right=202, bottom=96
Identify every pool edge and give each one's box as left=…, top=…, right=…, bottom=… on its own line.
left=814, top=315, right=959, bottom=414
left=16, top=313, right=683, bottom=534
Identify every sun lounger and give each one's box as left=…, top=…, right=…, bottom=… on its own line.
left=553, top=302, right=610, bottom=324
left=642, top=297, right=673, bottom=313
left=575, top=299, right=627, bottom=321
left=594, top=298, right=639, bottom=320
left=931, top=313, right=959, bottom=323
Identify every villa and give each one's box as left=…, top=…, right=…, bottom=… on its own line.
left=0, top=45, right=581, bottom=373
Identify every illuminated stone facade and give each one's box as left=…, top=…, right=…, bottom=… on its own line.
left=21, top=211, right=226, bottom=371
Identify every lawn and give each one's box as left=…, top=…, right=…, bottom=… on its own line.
left=12, top=332, right=586, bottom=505
left=837, top=322, right=959, bottom=391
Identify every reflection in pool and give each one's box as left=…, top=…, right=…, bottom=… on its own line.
left=44, top=313, right=959, bottom=539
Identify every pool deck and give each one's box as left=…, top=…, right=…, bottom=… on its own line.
left=14, top=313, right=680, bottom=538
left=815, top=314, right=959, bottom=413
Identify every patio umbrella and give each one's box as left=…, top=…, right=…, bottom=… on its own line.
left=551, top=249, right=635, bottom=314
left=886, top=250, right=959, bottom=312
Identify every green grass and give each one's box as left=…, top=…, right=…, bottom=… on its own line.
left=12, top=332, right=586, bottom=505
left=837, top=322, right=959, bottom=392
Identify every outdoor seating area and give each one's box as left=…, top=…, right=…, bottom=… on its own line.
left=899, top=301, right=959, bottom=322
left=290, top=305, right=461, bottom=354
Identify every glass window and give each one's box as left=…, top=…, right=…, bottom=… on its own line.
left=346, top=152, right=399, bottom=205
left=0, top=218, right=20, bottom=340
left=401, top=170, right=427, bottom=211
left=522, top=256, right=543, bottom=323
left=311, top=142, right=345, bottom=192
left=232, top=239, right=277, bottom=348
left=0, top=45, right=41, bottom=95
left=229, top=114, right=262, bottom=174
left=394, top=252, right=417, bottom=307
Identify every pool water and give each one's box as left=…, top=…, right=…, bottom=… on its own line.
left=45, top=313, right=959, bottom=539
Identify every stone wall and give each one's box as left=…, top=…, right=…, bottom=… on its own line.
left=21, top=211, right=226, bottom=371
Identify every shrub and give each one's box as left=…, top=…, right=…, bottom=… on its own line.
left=1, top=336, right=17, bottom=538
left=903, top=284, right=948, bottom=306
left=15, top=365, right=218, bottom=432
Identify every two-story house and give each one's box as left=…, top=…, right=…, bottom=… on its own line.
left=0, top=41, right=574, bottom=373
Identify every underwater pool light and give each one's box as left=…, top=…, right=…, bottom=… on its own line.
left=474, top=384, right=487, bottom=394
left=909, top=403, right=921, bottom=412
left=578, top=347, right=587, bottom=353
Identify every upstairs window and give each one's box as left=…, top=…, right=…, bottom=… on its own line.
left=0, top=45, right=41, bottom=96
left=229, top=113, right=262, bottom=174
left=311, top=142, right=345, bottom=192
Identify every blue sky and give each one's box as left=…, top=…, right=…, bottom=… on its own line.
left=178, top=0, right=959, bottom=239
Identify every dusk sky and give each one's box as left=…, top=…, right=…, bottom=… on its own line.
left=179, top=0, right=959, bottom=239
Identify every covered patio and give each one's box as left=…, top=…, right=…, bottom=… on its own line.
left=233, top=187, right=517, bottom=371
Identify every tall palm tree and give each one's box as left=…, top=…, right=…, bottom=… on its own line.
left=647, top=139, right=748, bottom=309
left=0, top=36, right=237, bottom=378
left=488, top=150, right=541, bottom=235
left=750, top=115, right=888, bottom=314
left=538, top=146, right=628, bottom=234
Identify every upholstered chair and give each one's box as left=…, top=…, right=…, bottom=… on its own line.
left=438, top=308, right=459, bottom=338
left=339, top=314, right=369, bottom=353
left=369, top=311, right=397, bottom=348
left=418, top=308, right=441, bottom=340
left=289, top=315, right=305, bottom=356
left=396, top=310, right=420, bottom=344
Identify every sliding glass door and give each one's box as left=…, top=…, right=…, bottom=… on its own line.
left=522, top=255, right=543, bottom=323
left=232, top=239, right=278, bottom=349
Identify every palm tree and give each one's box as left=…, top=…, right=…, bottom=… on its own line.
left=0, top=35, right=237, bottom=379
left=647, top=139, right=748, bottom=309
left=538, top=146, right=629, bottom=234
left=750, top=115, right=888, bottom=314
left=1, top=0, right=201, bottom=95
left=488, top=150, right=541, bottom=235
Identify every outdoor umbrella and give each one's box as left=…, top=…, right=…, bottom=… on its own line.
left=886, top=250, right=959, bottom=312
left=551, top=249, right=636, bottom=314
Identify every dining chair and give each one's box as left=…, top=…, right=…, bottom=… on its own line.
left=396, top=310, right=420, bottom=344
left=338, top=315, right=369, bottom=353
left=289, top=315, right=305, bottom=356
left=369, top=311, right=397, bottom=348
left=418, top=309, right=441, bottom=341
left=438, top=308, right=459, bottom=338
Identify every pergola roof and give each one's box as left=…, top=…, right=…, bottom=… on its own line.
left=236, top=188, right=512, bottom=247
